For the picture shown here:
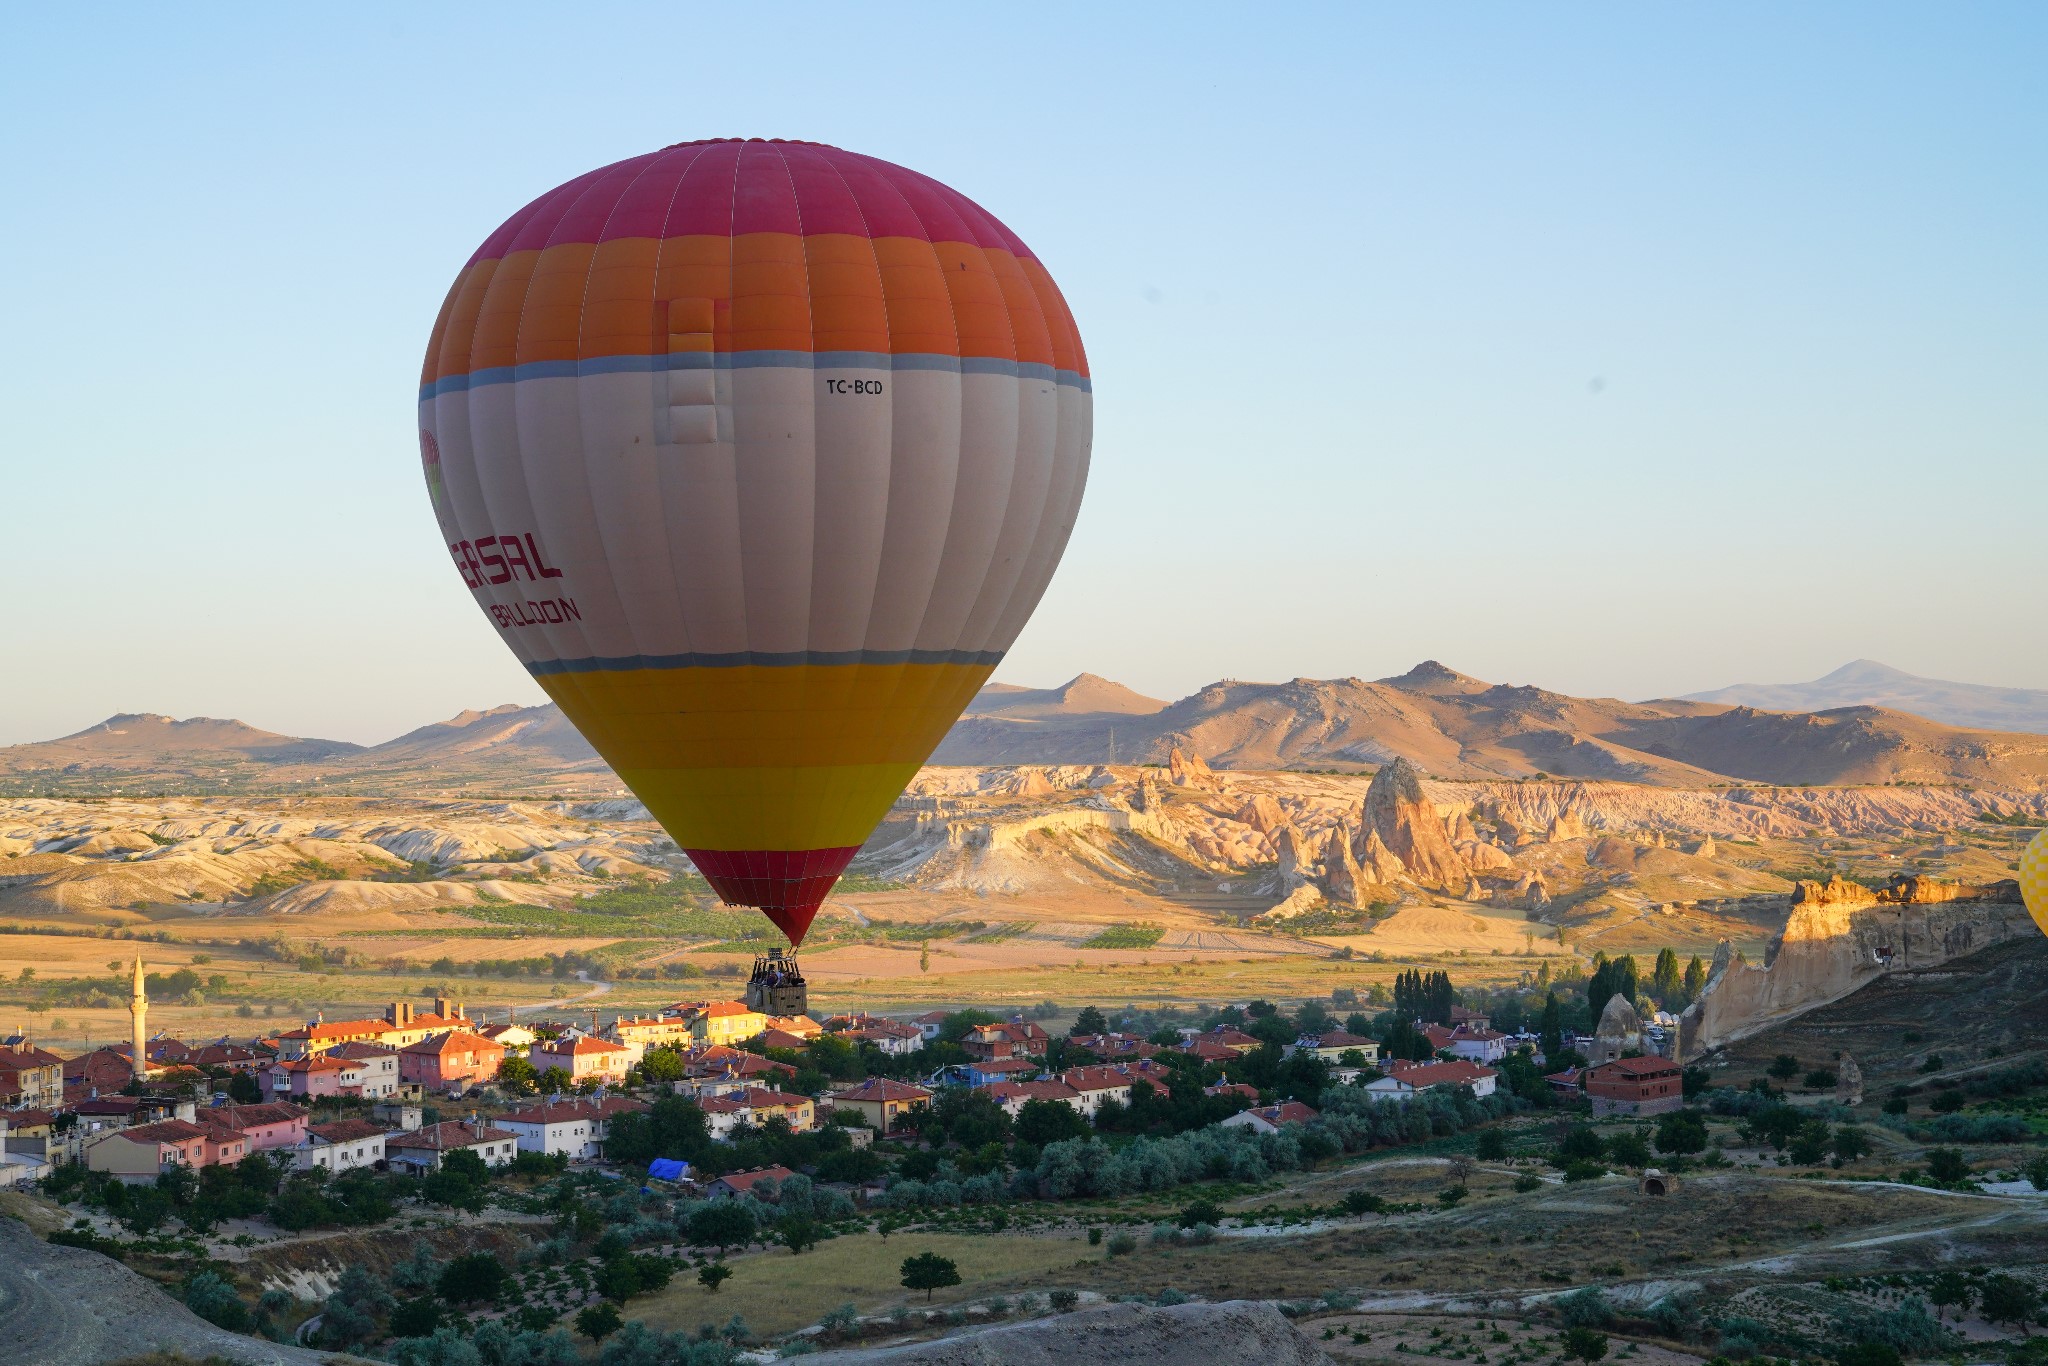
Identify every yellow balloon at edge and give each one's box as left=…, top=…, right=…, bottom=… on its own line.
left=2022, top=827, right=2048, bottom=938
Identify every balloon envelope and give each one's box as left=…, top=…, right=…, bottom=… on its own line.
left=420, top=139, right=1090, bottom=944
left=2023, top=827, right=2048, bottom=938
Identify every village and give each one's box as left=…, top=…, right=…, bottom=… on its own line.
left=0, top=950, right=1705, bottom=1194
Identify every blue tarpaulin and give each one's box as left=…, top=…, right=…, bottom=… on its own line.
left=648, top=1158, right=690, bottom=1181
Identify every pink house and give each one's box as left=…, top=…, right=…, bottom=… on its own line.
left=398, top=1030, right=506, bottom=1094
left=529, top=1035, right=631, bottom=1086
left=267, top=1053, right=363, bottom=1099
left=202, top=1102, right=309, bottom=1152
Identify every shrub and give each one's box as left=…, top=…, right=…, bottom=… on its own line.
left=183, top=1272, right=250, bottom=1332
left=389, top=1297, right=442, bottom=1338
left=1049, top=1289, right=1080, bottom=1312
left=1176, top=1198, right=1224, bottom=1228
left=1924, top=1148, right=1970, bottom=1185
left=1106, top=1231, right=1138, bottom=1257
left=438, top=1252, right=508, bottom=1304
left=1561, top=1326, right=1608, bottom=1362
left=1561, top=1159, right=1607, bottom=1183
left=1557, top=1288, right=1613, bottom=1329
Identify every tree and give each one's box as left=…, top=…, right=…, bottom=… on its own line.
left=777, top=1213, right=820, bottom=1255
left=1925, top=1148, right=1970, bottom=1185
left=1835, top=1345, right=1901, bottom=1366
left=688, top=1200, right=756, bottom=1252
left=1767, top=1054, right=1801, bottom=1081
left=1474, top=1128, right=1508, bottom=1161
left=436, top=1252, right=506, bottom=1304
left=1562, top=1327, right=1609, bottom=1363
left=698, top=1262, right=732, bottom=1294
left=496, top=1056, right=539, bottom=1096
left=1556, top=1125, right=1604, bottom=1162
left=1682, top=956, right=1706, bottom=999
left=1654, top=1110, right=1708, bottom=1157
left=901, top=1251, right=962, bottom=1302
left=1015, top=1097, right=1091, bottom=1146
left=1981, top=1274, right=2040, bottom=1331
left=1831, top=1126, right=1870, bottom=1163
left=1604, top=1132, right=1652, bottom=1169
left=1070, top=1006, right=1109, bottom=1038
left=1539, top=991, right=1564, bottom=1064
left=1176, top=1198, right=1224, bottom=1229
left=1788, top=1119, right=1831, bottom=1166
left=1586, top=957, right=1639, bottom=1022
left=576, top=1302, right=622, bottom=1344
left=226, top=1071, right=263, bottom=1104
left=1650, top=947, right=1681, bottom=1005
left=1928, top=1269, right=1973, bottom=1321
left=390, top=1297, right=442, bottom=1338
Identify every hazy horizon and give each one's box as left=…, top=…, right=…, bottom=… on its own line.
left=7, top=4, right=2044, bottom=747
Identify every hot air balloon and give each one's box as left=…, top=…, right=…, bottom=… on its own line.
left=2022, top=827, right=2048, bottom=938
left=418, top=139, right=1090, bottom=1004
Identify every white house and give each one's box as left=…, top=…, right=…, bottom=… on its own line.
left=1445, top=1027, right=1509, bottom=1065
left=983, top=1080, right=1084, bottom=1118
left=326, top=1042, right=401, bottom=1099
left=1366, top=1060, right=1498, bottom=1102
left=294, top=1119, right=388, bottom=1174
left=499, top=1096, right=649, bottom=1162
left=385, top=1120, right=519, bottom=1172
left=1059, top=1062, right=1178, bottom=1117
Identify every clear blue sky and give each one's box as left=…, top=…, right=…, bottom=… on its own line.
left=5, top=4, right=2043, bottom=745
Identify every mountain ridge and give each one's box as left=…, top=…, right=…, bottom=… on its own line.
left=8, top=661, right=2048, bottom=794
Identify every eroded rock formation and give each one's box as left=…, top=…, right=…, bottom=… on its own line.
left=1679, top=878, right=2030, bottom=1057
left=1359, top=758, right=1468, bottom=887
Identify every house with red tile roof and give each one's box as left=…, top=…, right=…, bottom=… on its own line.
left=529, top=1034, right=630, bottom=1087
left=201, top=1102, right=308, bottom=1152
left=86, top=1117, right=247, bottom=1181
left=963, top=1056, right=1043, bottom=1087
left=1060, top=1061, right=1179, bottom=1115
left=499, top=1096, right=650, bottom=1161
left=985, top=1079, right=1084, bottom=1117
left=1067, top=1032, right=1160, bottom=1061
left=828, top=1078, right=932, bottom=1133
left=0, top=1042, right=65, bottom=1109
left=63, top=1047, right=139, bottom=1097
left=399, top=1031, right=506, bottom=1095
left=1219, top=1101, right=1320, bottom=1134
left=385, top=1119, right=518, bottom=1172
left=294, top=1119, right=388, bottom=1174
left=1287, top=1030, right=1382, bottom=1064
left=266, top=1053, right=362, bottom=1100
left=755, top=1028, right=813, bottom=1052
left=705, top=1164, right=795, bottom=1200
left=961, top=1020, right=1050, bottom=1062
left=1583, top=1055, right=1683, bottom=1116
left=841, top=1019, right=923, bottom=1055
left=1204, top=1081, right=1260, bottom=1101
left=1367, top=1059, right=1498, bottom=1102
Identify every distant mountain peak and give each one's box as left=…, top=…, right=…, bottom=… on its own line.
left=1683, top=661, right=2048, bottom=735
left=1378, top=660, right=1492, bottom=696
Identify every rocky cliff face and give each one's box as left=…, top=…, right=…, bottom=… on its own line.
left=1359, top=759, right=1469, bottom=887
left=1679, top=878, right=2032, bottom=1056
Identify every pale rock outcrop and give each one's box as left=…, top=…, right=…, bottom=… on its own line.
left=1458, top=839, right=1516, bottom=871
left=1357, top=827, right=1408, bottom=885
left=1546, top=810, right=1590, bottom=842
left=1360, top=759, right=1469, bottom=888
left=1167, top=747, right=1216, bottom=788
left=1273, top=825, right=1316, bottom=887
left=1259, top=883, right=1326, bottom=923
left=1234, top=794, right=1288, bottom=834
left=808, top=1297, right=1336, bottom=1365
left=1588, top=992, right=1644, bottom=1064
left=1836, top=1053, right=1864, bottom=1106
left=1320, top=828, right=1370, bottom=906
left=1514, top=870, right=1551, bottom=910
left=1694, top=836, right=1718, bottom=858
left=1447, top=809, right=1479, bottom=844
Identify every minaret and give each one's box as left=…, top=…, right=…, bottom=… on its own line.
left=129, top=955, right=148, bottom=1082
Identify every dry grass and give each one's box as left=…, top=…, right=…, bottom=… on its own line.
left=1300, top=1311, right=1705, bottom=1366
left=629, top=1229, right=1091, bottom=1337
